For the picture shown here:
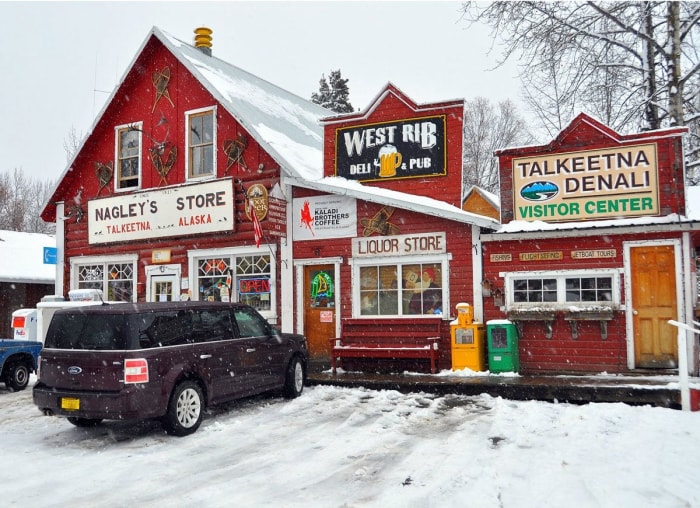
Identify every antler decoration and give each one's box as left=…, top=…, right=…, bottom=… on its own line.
left=223, top=134, right=249, bottom=173
left=150, top=144, right=177, bottom=186
left=152, top=67, right=175, bottom=113
left=360, top=206, right=400, bottom=236
left=94, top=161, right=114, bottom=196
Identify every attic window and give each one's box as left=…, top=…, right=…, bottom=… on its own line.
left=116, top=124, right=141, bottom=190
left=186, top=107, right=216, bottom=179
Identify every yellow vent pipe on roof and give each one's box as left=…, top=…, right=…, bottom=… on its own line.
left=194, top=27, right=212, bottom=55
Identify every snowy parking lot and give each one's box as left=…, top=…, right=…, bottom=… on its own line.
left=2, top=378, right=699, bottom=508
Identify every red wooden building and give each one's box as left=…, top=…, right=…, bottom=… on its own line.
left=288, top=84, right=497, bottom=366
left=482, top=113, right=700, bottom=375
left=40, top=26, right=330, bottom=330
left=40, top=27, right=496, bottom=373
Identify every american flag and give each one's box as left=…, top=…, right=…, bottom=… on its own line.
left=249, top=197, right=263, bottom=248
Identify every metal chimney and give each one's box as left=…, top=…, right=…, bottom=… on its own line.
left=194, top=27, right=212, bottom=56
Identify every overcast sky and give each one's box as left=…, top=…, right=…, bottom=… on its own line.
left=1, top=1, right=520, bottom=182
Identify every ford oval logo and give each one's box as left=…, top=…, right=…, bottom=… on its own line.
left=67, top=366, right=82, bottom=375
left=520, top=181, right=559, bottom=202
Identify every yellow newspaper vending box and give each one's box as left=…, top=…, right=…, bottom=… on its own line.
left=450, top=303, right=486, bottom=371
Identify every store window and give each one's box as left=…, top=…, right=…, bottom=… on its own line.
left=71, top=255, right=137, bottom=302
left=186, top=107, right=215, bottom=179
left=190, top=247, right=275, bottom=316
left=505, top=270, right=619, bottom=309
left=115, top=124, right=141, bottom=190
left=356, top=261, right=444, bottom=317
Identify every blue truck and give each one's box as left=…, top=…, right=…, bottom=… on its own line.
left=0, top=340, right=42, bottom=391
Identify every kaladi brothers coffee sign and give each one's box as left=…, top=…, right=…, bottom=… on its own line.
left=512, top=143, right=659, bottom=222
left=88, top=179, right=234, bottom=244
left=335, top=116, right=446, bottom=182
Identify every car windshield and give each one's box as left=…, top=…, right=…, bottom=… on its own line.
left=45, top=313, right=129, bottom=350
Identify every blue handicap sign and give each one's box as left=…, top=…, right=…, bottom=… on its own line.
left=43, top=247, right=57, bottom=265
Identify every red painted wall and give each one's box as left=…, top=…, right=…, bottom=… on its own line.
left=322, top=85, right=465, bottom=209
left=482, top=230, right=684, bottom=373
left=496, top=114, right=687, bottom=223
left=45, top=36, right=285, bottom=307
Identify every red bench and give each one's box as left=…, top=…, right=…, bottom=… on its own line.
left=329, top=318, right=442, bottom=374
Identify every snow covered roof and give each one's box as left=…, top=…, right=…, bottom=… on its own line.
left=43, top=27, right=493, bottom=229
left=286, top=176, right=500, bottom=229
left=0, top=230, right=56, bottom=284
left=154, top=27, right=330, bottom=181
left=463, top=185, right=500, bottom=209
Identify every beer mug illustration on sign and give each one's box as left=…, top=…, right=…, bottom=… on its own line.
left=378, top=144, right=402, bottom=178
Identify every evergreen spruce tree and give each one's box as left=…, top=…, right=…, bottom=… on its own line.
left=311, top=70, right=354, bottom=113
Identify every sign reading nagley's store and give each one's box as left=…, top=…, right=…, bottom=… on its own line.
left=335, top=115, right=446, bottom=182
left=513, top=143, right=659, bottom=222
left=88, top=179, right=234, bottom=244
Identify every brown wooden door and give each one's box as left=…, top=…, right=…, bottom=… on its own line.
left=303, top=265, right=336, bottom=360
left=631, top=245, right=678, bottom=368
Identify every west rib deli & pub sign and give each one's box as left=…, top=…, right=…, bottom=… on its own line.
left=335, top=115, right=447, bottom=182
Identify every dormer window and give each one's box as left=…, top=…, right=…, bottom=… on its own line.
left=186, top=107, right=216, bottom=179
left=115, top=124, right=141, bottom=190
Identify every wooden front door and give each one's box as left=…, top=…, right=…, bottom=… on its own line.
left=630, top=245, right=678, bottom=368
left=303, top=265, right=336, bottom=360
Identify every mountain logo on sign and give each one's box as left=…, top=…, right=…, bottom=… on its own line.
left=520, top=181, right=559, bottom=202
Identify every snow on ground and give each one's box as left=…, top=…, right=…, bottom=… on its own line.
left=2, top=378, right=699, bottom=508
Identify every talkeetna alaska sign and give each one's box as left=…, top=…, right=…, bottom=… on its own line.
left=512, top=144, right=659, bottom=222
left=335, top=115, right=446, bottom=182
left=88, top=179, right=234, bottom=244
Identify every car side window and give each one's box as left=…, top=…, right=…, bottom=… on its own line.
left=192, top=309, right=234, bottom=343
left=233, top=307, right=269, bottom=338
left=137, top=311, right=193, bottom=348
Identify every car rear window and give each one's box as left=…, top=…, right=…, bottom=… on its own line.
left=46, top=314, right=129, bottom=350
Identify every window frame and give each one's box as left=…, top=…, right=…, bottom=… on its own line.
left=351, top=254, right=450, bottom=318
left=503, top=269, right=621, bottom=310
left=185, top=106, right=217, bottom=181
left=70, top=254, right=138, bottom=302
left=114, top=122, right=142, bottom=191
left=188, top=246, right=277, bottom=320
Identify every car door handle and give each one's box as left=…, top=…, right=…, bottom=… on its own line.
left=246, top=348, right=256, bottom=353
left=200, top=354, right=212, bottom=359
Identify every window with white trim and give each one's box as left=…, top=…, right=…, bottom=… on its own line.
left=189, top=247, right=276, bottom=317
left=71, top=255, right=138, bottom=302
left=186, top=107, right=216, bottom=179
left=354, top=259, right=447, bottom=317
left=115, top=123, right=141, bottom=190
left=505, top=270, right=620, bottom=309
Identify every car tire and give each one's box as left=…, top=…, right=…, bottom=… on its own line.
left=282, top=357, right=305, bottom=399
left=4, top=360, right=31, bottom=391
left=162, top=380, right=204, bottom=436
left=67, top=417, right=103, bottom=427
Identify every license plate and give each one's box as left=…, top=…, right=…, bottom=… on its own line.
left=61, top=398, right=80, bottom=411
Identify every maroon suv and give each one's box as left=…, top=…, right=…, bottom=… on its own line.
left=33, top=302, right=308, bottom=436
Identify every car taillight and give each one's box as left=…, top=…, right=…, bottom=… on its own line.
left=12, top=316, right=25, bottom=328
left=124, top=358, right=149, bottom=384
left=36, top=355, right=41, bottom=379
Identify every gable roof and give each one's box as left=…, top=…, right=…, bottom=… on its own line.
left=495, top=112, right=688, bottom=157
left=42, top=27, right=495, bottom=229
left=155, top=28, right=330, bottom=181
left=0, top=230, right=56, bottom=284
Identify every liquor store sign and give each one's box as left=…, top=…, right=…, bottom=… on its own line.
left=88, top=179, right=234, bottom=244
left=335, top=115, right=446, bottom=182
left=512, top=143, right=659, bottom=222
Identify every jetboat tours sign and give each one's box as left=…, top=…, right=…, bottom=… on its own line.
left=88, top=179, right=234, bottom=244
left=335, top=115, right=446, bottom=182
left=512, top=143, right=659, bottom=222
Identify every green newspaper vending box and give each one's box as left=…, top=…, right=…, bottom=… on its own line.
left=487, top=319, right=519, bottom=373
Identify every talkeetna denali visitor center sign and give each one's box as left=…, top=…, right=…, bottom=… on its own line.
left=513, top=143, right=659, bottom=222
left=335, top=115, right=447, bottom=182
